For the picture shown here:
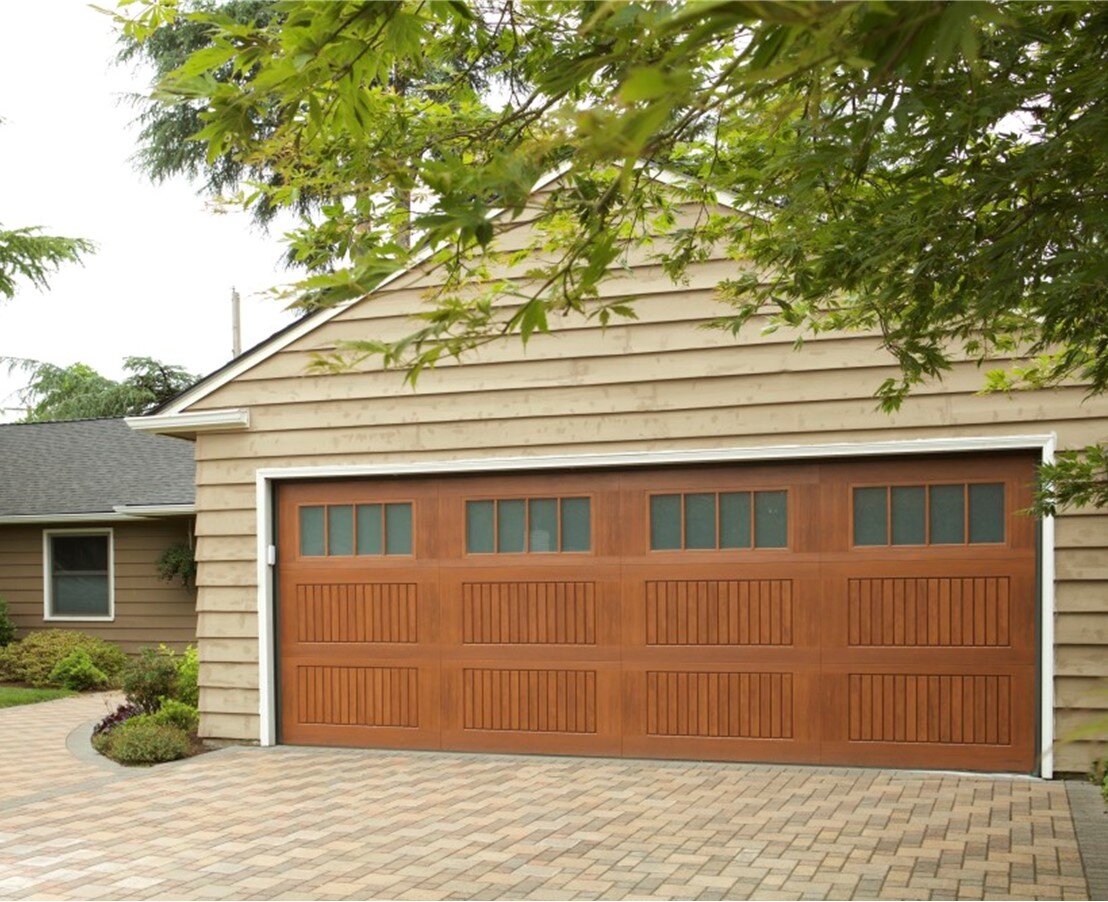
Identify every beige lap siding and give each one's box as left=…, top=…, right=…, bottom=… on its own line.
left=0, top=518, right=198, bottom=654
left=184, top=220, right=1108, bottom=770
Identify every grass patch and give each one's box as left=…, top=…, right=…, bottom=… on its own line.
left=0, top=684, right=76, bottom=708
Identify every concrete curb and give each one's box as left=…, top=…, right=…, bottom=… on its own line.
left=65, top=720, right=128, bottom=773
left=1066, top=779, right=1108, bottom=901
left=66, top=717, right=242, bottom=775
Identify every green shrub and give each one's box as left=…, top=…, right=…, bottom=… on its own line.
left=1094, top=758, right=1108, bottom=804
left=0, top=631, right=127, bottom=688
left=175, top=645, right=199, bottom=707
left=48, top=648, right=109, bottom=691
left=0, top=596, right=15, bottom=647
left=97, top=714, right=190, bottom=764
left=122, top=647, right=179, bottom=712
left=151, top=698, right=199, bottom=734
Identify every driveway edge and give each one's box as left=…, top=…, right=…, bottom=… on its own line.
left=1067, top=779, right=1108, bottom=901
left=65, top=720, right=127, bottom=772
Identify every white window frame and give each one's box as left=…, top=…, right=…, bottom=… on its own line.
left=42, top=528, right=115, bottom=622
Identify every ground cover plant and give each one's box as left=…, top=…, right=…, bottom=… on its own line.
left=0, top=685, right=74, bottom=708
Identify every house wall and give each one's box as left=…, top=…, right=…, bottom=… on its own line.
left=180, top=213, right=1108, bottom=772
left=0, top=518, right=198, bottom=654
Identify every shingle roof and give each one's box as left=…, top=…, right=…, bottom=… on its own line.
left=0, top=418, right=195, bottom=516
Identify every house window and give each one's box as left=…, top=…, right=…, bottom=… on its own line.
left=649, top=490, right=788, bottom=550
left=465, top=497, right=591, bottom=553
left=44, top=530, right=113, bottom=620
left=852, top=483, right=1005, bottom=546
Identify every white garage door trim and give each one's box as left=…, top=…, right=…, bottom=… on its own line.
left=253, top=432, right=1057, bottom=776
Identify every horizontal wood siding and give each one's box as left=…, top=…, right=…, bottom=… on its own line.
left=0, top=519, right=198, bottom=654
left=178, top=207, right=1107, bottom=770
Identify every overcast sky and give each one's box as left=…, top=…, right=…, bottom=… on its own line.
left=0, top=1, right=298, bottom=421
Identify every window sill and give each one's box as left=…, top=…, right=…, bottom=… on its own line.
left=43, top=615, right=115, bottom=623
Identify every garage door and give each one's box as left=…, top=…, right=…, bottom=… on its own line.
left=275, top=454, right=1038, bottom=772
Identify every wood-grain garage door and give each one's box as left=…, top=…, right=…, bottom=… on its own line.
left=276, top=454, right=1038, bottom=772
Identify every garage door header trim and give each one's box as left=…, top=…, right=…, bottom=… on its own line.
left=255, top=434, right=1056, bottom=482
left=253, top=432, right=1058, bottom=777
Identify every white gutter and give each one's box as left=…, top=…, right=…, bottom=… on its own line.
left=112, top=504, right=196, bottom=517
left=125, top=408, right=249, bottom=435
left=0, top=512, right=144, bottom=525
left=0, top=505, right=196, bottom=526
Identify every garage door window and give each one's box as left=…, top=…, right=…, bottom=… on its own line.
left=466, top=497, right=591, bottom=553
left=299, top=502, right=413, bottom=557
left=853, top=483, right=1005, bottom=546
left=650, top=490, right=788, bottom=550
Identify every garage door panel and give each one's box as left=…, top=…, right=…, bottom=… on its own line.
left=819, top=667, right=1036, bottom=771
left=440, top=664, right=622, bottom=755
left=435, top=478, right=623, bottom=560
left=820, top=567, right=1035, bottom=656
left=817, top=456, right=1039, bottom=556
left=622, top=570, right=821, bottom=652
left=439, top=566, right=623, bottom=651
left=286, top=580, right=425, bottom=645
left=622, top=668, right=822, bottom=763
left=280, top=659, right=442, bottom=748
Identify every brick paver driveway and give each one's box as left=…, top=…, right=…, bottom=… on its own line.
left=0, top=694, right=1091, bottom=900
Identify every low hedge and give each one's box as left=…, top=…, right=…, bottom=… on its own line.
left=92, top=715, right=190, bottom=765
left=0, top=631, right=127, bottom=688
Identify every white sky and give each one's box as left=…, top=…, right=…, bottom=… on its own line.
left=0, top=0, right=297, bottom=421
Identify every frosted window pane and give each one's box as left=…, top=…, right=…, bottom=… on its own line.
left=684, top=493, right=716, bottom=549
left=969, top=483, right=1005, bottom=543
left=327, top=505, right=353, bottom=556
left=384, top=503, right=412, bottom=555
left=466, top=501, right=494, bottom=553
left=719, top=492, right=751, bottom=548
left=891, top=486, right=925, bottom=545
left=929, top=485, right=965, bottom=544
left=356, top=504, right=382, bottom=555
left=650, top=495, right=681, bottom=550
left=299, top=506, right=325, bottom=556
left=528, top=498, right=558, bottom=552
left=853, top=488, right=887, bottom=546
left=497, top=500, right=525, bottom=553
left=560, top=497, right=590, bottom=552
left=754, top=491, right=788, bottom=548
